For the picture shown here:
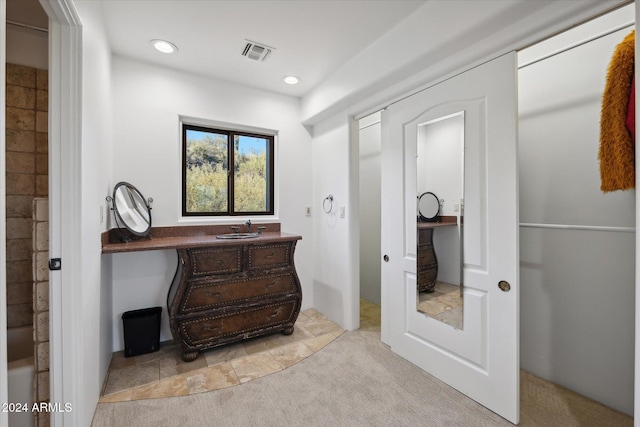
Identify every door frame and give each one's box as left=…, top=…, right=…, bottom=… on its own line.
left=1, top=1, right=81, bottom=423
left=37, top=0, right=82, bottom=425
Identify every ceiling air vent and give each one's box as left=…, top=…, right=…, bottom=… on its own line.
left=242, top=40, right=274, bottom=62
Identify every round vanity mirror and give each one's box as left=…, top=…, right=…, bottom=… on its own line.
left=418, top=191, right=440, bottom=221
left=110, top=182, right=153, bottom=238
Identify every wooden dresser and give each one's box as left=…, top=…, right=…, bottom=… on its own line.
left=102, top=224, right=302, bottom=361
left=168, top=237, right=301, bottom=361
left=417, top=218, right=457, bottom=293
left=417, top=226, right=438, bottom=292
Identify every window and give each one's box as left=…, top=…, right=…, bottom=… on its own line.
left=182, top=124, right=274, bottom=216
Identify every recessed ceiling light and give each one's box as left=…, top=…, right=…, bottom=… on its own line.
left=283, top=75, right=300, bottom=85
left=151, top=39, right=178, bottom=54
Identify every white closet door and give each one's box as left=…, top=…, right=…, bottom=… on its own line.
left=380, top=52, right=519, bottom=423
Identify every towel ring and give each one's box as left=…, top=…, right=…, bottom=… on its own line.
left=323, top=195, right=334, bottom=213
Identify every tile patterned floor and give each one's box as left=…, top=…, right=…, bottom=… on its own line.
left=417, top=281, right=463, bottom=328
left=100, top=300, right=633, bottom=425
left=359, top=298, right=381, bottom=332
left=100, top=308, right=344, bottom=403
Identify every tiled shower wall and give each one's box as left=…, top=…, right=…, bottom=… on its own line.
left=33, top=197, right=50, bottom=427
left=5, top=63, right=48, bottom=328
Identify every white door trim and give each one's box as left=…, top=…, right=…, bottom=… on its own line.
left=37, top=0, right=82, bottom=425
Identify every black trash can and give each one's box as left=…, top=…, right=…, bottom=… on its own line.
left=121, top=307, right=162, bottom=357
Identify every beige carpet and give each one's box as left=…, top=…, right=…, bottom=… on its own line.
left=92, top=328, right=632, bottom=426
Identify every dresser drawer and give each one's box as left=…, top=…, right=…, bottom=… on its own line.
left=418, top=227, right=434, bottom=244
left=188, top=246, right=242, bottom=277
left=180, top=274, right=297, bottom=313
left=248, top=243, right=291, bottom=270
left=179, top=300, right=297, bottom=346
left=417, top=245, right=436, bottom=266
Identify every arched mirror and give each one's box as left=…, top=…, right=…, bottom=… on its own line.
left=416, top=111, right=464, bottom=329
left=107, top=182, right=153, bottom=241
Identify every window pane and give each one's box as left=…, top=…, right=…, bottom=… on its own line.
left=185, top=129, right=228, bottom=213
left=234, top=134, right=269, bottom=212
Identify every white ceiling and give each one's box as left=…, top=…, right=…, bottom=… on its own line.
left=10, top=1, right=626, bottom=105
left=7, top=0, right=426, bottom=97
left=95, top=0, right=426, bottom=98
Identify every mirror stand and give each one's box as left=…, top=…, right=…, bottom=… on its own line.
left=106, top=195, right=154, bottom=242
left=106, top=182, right=154, bottom=242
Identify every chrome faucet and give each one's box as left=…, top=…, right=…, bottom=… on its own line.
left=245, top=220, right=252, bottom=232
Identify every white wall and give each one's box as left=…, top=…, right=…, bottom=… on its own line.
left=358, top=112, right=381, bottom=305
left=417, top=115, right=463, bottom=217
left=70, top=1, right=114, bottom=424
left=301, top=1, right=627, bottom=126
left=109, top=57, right=313, bottom=350
left=518, top=4, right=635, bottom=415
left=311, top=113, right=358, bottom=329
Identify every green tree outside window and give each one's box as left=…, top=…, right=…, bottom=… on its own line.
left=183, top=125, right=273, bottom=216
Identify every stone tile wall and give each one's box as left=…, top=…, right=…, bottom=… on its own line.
left=5, top=63, right=48, bottom=328
left=33, top=197, right=50, bottom=427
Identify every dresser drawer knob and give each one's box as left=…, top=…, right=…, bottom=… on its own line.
left=205, top=290, right=221, bottom=298
left=268, top=307, right=282, bottom=319
left=265, top=281, right=277, bottom=290
left=202, top=323, right=221, bottom=334
left=265, top=252, right=275, bottom=259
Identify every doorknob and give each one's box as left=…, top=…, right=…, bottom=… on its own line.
left=498, top=280, right=511, bottom=292
left=383, top=255, right=389, bottom=262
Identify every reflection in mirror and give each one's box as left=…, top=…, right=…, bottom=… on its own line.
left=107, top=182, right=153, bottom=241
left=416, top=111, right=464, bottom=329
left=418, top=191, right=440, bottom=221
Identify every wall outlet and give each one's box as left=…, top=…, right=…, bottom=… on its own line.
left=454, top=203, right=460, bottom=212
left=100, top=204, right=104, bottom=223
left=339, top=206, right=345, bottom=218
left=305, top=206, right=311, bottom=216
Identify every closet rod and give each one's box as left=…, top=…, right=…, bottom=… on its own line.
left=6, top=20, right=48, bottom=33
left=518, top=21, right=634, bottom=69
left=520, top=222, right=635, bottom=233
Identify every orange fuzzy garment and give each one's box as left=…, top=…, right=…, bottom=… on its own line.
left=599, top=31, right=635, bottom=192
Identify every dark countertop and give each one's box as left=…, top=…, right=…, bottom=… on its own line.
left=418, top=215, right=459, bottom=229
left=418, top=222, right=457, bottom=229
left=101, top=223, right=300, bottom=254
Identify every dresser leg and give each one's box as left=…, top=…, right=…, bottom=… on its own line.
left=182, top=350, right=199, bottom=362
left=281, top=326, right=294, bottom=335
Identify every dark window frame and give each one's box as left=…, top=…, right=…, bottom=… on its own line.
left=182, top=123, right=275, bottom=217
